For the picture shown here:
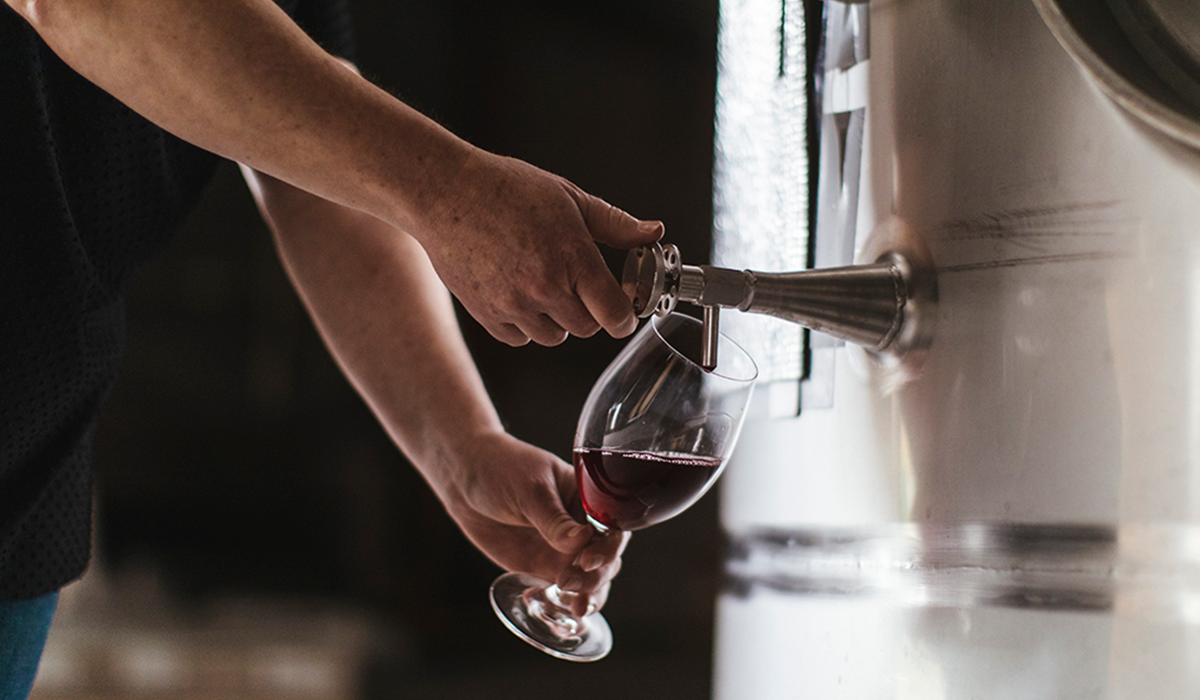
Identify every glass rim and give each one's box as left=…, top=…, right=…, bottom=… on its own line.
left=649, top=312, right=758, bottom=383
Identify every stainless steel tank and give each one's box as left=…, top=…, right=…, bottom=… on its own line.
left=708, top=1, right=1200, bottom=697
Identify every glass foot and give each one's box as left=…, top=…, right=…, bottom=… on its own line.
left=489, top=572, right=612, bottom=662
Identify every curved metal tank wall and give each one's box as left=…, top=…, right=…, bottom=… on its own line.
left=711, top=0, right=1200, bottom=697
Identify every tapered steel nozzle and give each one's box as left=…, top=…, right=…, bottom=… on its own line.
left=622, top=242, right=935, bottom=361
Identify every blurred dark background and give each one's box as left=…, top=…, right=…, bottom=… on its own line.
left=90, top=1, right=722, bottom=697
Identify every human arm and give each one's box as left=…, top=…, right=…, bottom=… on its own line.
left=6, top=0, right=663, bottom=345
left=241, top=165, right=629, bottom=610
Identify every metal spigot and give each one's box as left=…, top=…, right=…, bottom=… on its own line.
left=622, top=242, right=935, bottom=370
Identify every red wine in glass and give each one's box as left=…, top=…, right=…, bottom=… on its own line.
left=490, top=312, right=756, bottom=662
left=574, top=448, right=724, bottom=531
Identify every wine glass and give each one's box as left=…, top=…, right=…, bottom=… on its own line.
left=490, top=312, right=757, bottom=661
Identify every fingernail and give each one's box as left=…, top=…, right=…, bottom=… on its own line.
left=614, top=314, right=638, bottom=337
left=559, top=520, right=587, bottom=542
left=579, top=553, right=604, bottom=572
left=639, top=220, right=664, bottom=238
left=561, top=574, right=584, bottom=592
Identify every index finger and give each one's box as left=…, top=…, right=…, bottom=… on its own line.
left=575, top=261, right=639, bottom=338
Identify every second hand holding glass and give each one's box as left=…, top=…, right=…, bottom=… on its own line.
left=490, top=312, right=757, bottom=661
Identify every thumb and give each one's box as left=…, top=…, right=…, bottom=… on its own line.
left=523, top=483, right=593, bottom=554
left=539, top=511, right=593, bottom=555
left=571, top=188, right=665, bottom=249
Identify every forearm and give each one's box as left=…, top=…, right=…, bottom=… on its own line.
left=10, top=0, right=469, bottom=231
left=9, top=0, right=661, bottom=349
left=243, top=167, right=631, bottom=591
left=241, top=167, right=500, bottom=484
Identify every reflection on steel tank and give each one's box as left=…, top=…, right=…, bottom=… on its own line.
left=710, top=0, right=1200, bottom=697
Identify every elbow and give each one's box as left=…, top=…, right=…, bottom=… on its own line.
left=8, top=0, right=75, bottom=34
left=7, top=0, right=112, bottom=65
left=7, top=0, right=45, bottom=24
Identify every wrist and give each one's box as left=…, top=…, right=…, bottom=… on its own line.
left=358, top=111, right=476, bottom=237
left=418, top=426, right=508, bottom=508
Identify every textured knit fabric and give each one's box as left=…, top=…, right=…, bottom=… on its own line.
left=0, top=1, right=354, bottom=601
left=0, top=593, right=58, bottom=700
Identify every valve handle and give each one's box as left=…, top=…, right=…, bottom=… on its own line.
left=622, top=242, right=680, bottom=318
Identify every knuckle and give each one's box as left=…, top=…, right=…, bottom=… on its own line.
left=528, top=272, right=566, bottom=305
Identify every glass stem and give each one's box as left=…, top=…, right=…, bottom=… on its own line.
left=585, top=513, right=611, bottom=535
left=523, top=584, right=589, bottom=641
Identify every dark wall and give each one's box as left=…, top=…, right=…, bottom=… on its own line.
left=94, top=0, right=721, bottom=695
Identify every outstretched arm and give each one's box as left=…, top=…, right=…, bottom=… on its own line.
left=8, top=0, right=662, bottom=345
left=242, top=165, right=629, bottom=610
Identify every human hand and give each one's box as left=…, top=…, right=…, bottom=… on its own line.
left=431, top=430, right=630, bottom=615
left=414, top=148, right=664, bottom=347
